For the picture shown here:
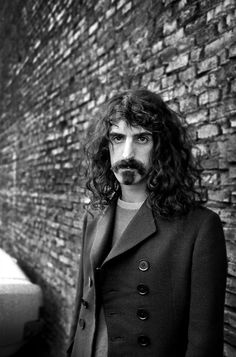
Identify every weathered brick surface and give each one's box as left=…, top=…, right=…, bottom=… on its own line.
left=0, top=0, right=235, bottom=356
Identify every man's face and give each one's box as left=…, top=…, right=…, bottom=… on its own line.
left=109, top=120, right=153, bottom=186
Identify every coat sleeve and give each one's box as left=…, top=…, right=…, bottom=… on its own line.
left=186, top=211, right=227, bottom=357
left=66, top=213, right=88, bottom=357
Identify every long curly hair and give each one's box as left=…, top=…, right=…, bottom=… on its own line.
left=85, top=89, right=202, bottom=217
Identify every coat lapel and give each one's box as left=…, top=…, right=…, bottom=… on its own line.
left=102, top=200, right=157, bottom=266
left=90, top=200, right=116, bottom=270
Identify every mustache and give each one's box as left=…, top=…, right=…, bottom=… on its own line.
left=111, top=158, right=147, bottom=176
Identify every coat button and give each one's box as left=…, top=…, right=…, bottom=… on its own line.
left=138, top=260, right=150, bottom=271
left=137, top=284, right=149, bottom=295
left=137, top=335, right=150, bottom=347
left=81, top=298, right=89, bottom=309
left=137, top=308, right=149, bottom=320
left=79, top=318, right=86, bottom=330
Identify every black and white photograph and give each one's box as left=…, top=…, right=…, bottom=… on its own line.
left=0, top=0, right=235, bottom=356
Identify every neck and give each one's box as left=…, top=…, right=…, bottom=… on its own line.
left=120, top=182, right=147, bottom=203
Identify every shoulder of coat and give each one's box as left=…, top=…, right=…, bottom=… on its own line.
left=84, top=205, right=109, bottom=223
left=188, top=205, right=221, bottom=220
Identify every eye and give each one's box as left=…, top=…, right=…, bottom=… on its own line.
left=110, top=134, right=124, bottom=143
left=137, top=135, right=150, bottom=143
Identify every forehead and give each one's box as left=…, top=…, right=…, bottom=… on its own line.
left=109, top=120, right=151, bottom=134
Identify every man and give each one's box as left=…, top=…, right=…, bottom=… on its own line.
left=68, top=89, right=227, bottom=357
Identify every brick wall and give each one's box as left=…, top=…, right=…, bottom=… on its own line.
left=0, top=0, right=235, bottom=356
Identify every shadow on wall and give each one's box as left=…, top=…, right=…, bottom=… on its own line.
left=12, top=337, right=51, bottom=357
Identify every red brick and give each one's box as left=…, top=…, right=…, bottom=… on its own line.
left=178, top=66, right=196, bottom=83
left=197, top=124, right=220, bottom=138
left=225, top=227, right=236, bottom=244
left=229, top=166, right=236, bottom=178
left=208, top=189, right=231, bottom=202
left=224, top=342, right=236, bottom=357
left=197, top=56, right=218, bottom=74
left=160, top=89, right=174, bottom=101
left=227, top=275, right=236, bottom=295
left=122, top=2, right=132, bottom=14
left=152, top=41, right=163, bottom=54
left=224, top=324, right=236, bottom=347
left=191, top=75, right=209, bottom=95
left=224, top=0, right=236, bottom=9
left=204, top=31, right=235, bottom=57
left=225, top=308, right=236, bottom=329
left=161, top=74, right=177, bottom=88
left=179, top=95, right=198, bottom=112
left=163, top=19, right=177, bottom=35
left=166, top=53, right=189, bottom=73
left=231, top=78, right=236, bottom=92
left=186, top=109, right=208, bottom=124
left=159, top=47, right=177, bottom=64
left=226, top=291, right=236, bottom=307
left=232, top=192, right=236, bottom=204
left=226, top=135, right=236, bottom=162
left=174, top=84, right=186, bottom=98
left=165, top=28, right=185, bottom=46
left=229, top=43, right=236, bottom=58
left=201, top=158, right=219, bottom=169
left=190, top=47, right=202, bottom=62
left=226, top=12, right=235, bottom=27
left=148, top=81, right=162, bottom=92
left=153, top=67, right=165, bottom=80
left=199, top=88, right=220, bottom=105
left=230, top=118, right=236, bottom=128
left=194, top=143, right=209, bottom=156
left=117, top=0, right=127, bottom=9
left=202, top=172, right=218, bottom=184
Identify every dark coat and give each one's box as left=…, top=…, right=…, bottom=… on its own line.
left=68, top=200, right=227, bottom=357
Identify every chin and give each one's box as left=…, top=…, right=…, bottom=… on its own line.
left=122, top=180, right=134, bottom=185
left=122, top=176, right=146, bottom=186
left=115, top=171, right=146, bottom=186
left=120, top=171, right=135, bottom=185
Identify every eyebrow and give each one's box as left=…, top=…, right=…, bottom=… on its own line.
left=109, top=130, right=152, bottom=136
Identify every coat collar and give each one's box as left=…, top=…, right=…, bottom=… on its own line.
left=89, top=200, right=116, bottom=270
left=90, top=199, right=157, bottom=269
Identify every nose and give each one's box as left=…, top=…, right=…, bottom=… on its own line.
left=122, top=138, right=135, bottom=160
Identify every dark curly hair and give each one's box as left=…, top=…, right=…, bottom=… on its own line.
left=85, top=88, right=202, bottom=217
